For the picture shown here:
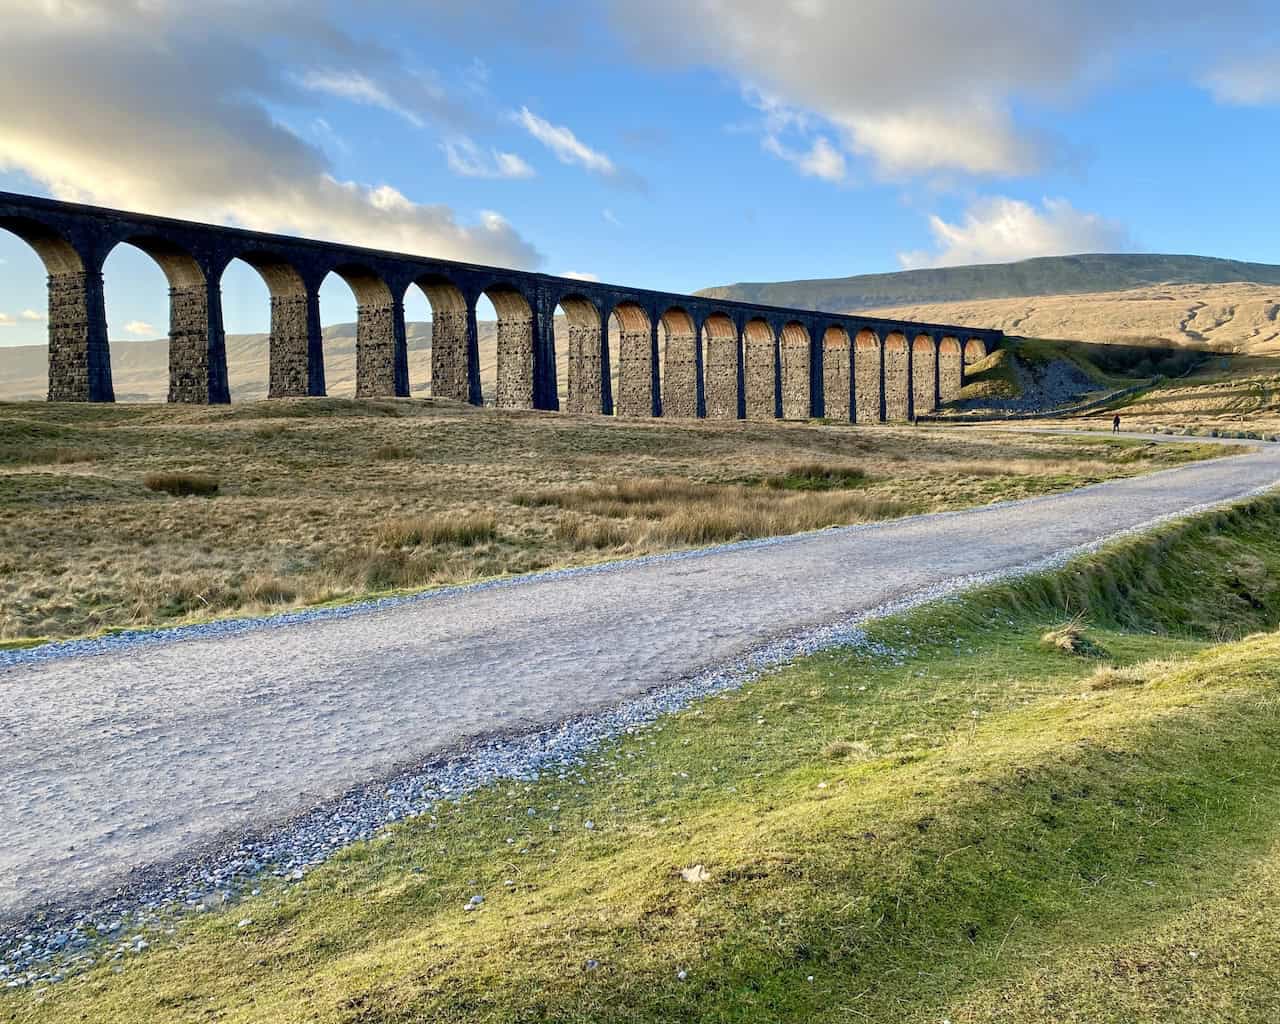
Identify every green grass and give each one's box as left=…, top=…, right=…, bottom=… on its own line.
left=9, top=499, right=1280, bottom=1023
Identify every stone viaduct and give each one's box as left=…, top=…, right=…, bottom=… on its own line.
left=0, top=191, right=1001, bottom=419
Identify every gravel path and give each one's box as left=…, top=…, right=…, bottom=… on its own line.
left=4, top=436, right=1279, bottom=929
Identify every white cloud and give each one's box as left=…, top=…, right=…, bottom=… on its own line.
left=1203, top=58, right=1280, bottom=105
left=123, top=320, right=156, bottom=337
left=560, top=270, right=599, bottom=282
left=515, top=107, right=615, bottom=175
left=20, top=309, right=43, bottom=321
left=297, top=69, right=425, bottom=127
left=0, top=313, right=15, bottom=327
left=608, top=0, right=1259, bottom=179
left=897, top=196, right=1132, bottom=269
left=763, top=134, right=847, bottom=183
left=443, top=137, right=535, bottom=179
left=0, top=2, right=542, bottom=269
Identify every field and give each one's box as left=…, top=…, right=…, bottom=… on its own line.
left=8, top=493, right=1280, bottom=1023
left=0, top=400, right=1227, bottom=644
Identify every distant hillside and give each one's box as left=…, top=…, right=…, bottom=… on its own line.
left=697, top=253, right=1280, bottom=313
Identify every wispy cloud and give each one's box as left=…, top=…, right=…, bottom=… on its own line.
left=297, top=69, right=425, bottom=127
left=1203, top=56, right=1280, bottom=105
left=602, top=208, right=623, bottom=227
left=0, top=313, right=16, bottom=327
left=762, top=134, right=847, bottom=183
left=20, top=309, right=43, bottom=321
left=560, top=270, right=599, bottom=282
left=123, top=320, right=156, bottom=337
left=515, top=106, right=646, bottom=190
left=443, top=137, right=535, bottom=179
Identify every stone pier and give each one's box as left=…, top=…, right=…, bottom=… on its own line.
left=743, top=319, right=777, bottom=420
left=854, top=330, right=881, bottom=424
left=780, top=322, right=810, bottom=419
left=822, top=327, right=851, bottom=422
left=703, top=315, right=740, bottom=419
left=660, top=309, right=699, bottom=419
left=912, top=335, right=937, bottom=415
left=48, top=269, right=113, bottom=402
left=614, top=303, right=656, bottom=417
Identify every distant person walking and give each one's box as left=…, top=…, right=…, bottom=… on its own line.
left=1112, top=414, right=1121, bottom=434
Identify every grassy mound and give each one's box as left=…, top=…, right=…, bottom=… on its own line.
left=9, top=499, right=1280, bottom=1023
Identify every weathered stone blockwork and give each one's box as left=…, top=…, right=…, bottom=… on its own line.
left=430, top=311, right=471, bottom=402
left=661, top=311, right=699, bottom=419
left=743, top=320, right=776, bottom=421
left=564, top=322, right=604, bottom=414
left=854, top=332, right=881, bottom=424
left=0, top=190, right=1001, bottom=412
left=780, top=323, right=810, bottom=419
left=912, top=336, right=937, bottom=415
left=703, top=316, right=740, bottom=420
left=822, top=328, right=851, bottom=422
left=354, top=302, right=400, bottom=399
left=884, top=334, right=910, bottom=421
left=48, top=271, right=113, bottom=402
left=939, top=338, right=963, bottom=402
left=614, top=305, right=655, bottom=417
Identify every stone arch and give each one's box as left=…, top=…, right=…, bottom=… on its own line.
left=964, top=338, right=988, bottom=364
left=228, top=251, right=318, bottom=399
left=108, top=235, right=227, bottom=404
left=412, top=274, right=470, bottom=403
left=660, top=307, right=698, bottom=418
left=821, top=325, right=852, bottom=422
left=939, top=336, right=963, bottom=402
left=0, top=216, right=111, bottom=403
left=702, top=312, right=740, bottom=419
left=854, top=328, right=881, bottom=424
left=559, top=293, right=605, bottom=414
left=324, top=263, right=401, bottom=399
left=486, top=283, right=536, bottom=410
left=912, top=333, right=937, bottom=415
left=779, top=321, right=811, bottom=419
left=743, top=318, right=777, bottom=420
left=612, top=302, right=655, bottom=417
left=883, top=331, right=910, bottom=421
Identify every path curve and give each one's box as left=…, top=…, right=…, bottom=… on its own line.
left=4, top=436, right=1279, bottom=921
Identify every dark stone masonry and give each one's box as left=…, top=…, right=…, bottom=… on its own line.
left=1, top=190, right=1000, bottom=418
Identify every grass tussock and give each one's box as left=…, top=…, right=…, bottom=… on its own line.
left=17, top=497, right=1280, bottom=1023
left=142, top=471, right=219, bottom=497
left=375, top=513, right=497, bottom=548
left=1040, top=617, right=1109, bottom=657
left=1086, top=662, right=1150, bottom=690
left=763, top=461, right=869, bottom=490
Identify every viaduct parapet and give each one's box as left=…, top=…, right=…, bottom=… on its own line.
left=0, top=191, right=1002, bottom=420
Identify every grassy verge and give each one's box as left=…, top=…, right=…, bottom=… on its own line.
left=0, top=401, right=1226, bottom=644
left=9, top=496, right=1280, bottom=1023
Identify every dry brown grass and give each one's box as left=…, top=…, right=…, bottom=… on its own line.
left=0, top=400, right=1225, bottom=642
left=1040, top=618, right=1109, bottom=658
left=142, top=471, right=219, bottom=497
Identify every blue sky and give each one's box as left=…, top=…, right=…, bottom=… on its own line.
left=1, top=0, right=1279, bottom=346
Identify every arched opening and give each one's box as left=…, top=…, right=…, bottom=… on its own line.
left=486, top=284, right=535, bottom=410
left=557, top=294, right=605, bottom=415
left=612, top=302, right=655, bottom=417
left=221, top=255, right=296, bottom=401
left=939, top=336, right=963, bottom=402
left=105, top=236, right=225, bottom=403
left=912, top=334, right=937, bottom=415
left=0, top=218, right=101, bottom=401
left=964, top=338, right=988, bottom=365
left=317, top=272, right=358, bottom=397
left=702, top=312, right=740, bottom=419
left=883, top=331, right=909, bottom=421
left=743, top=318, right=777, bottom=421
left=401, top=283, right=431, bottom=397
left=854, top=328, right=881, bottom=424
left=411, top=275, right=470, bottom=402
left=822, top=326, right=851, bottom=422
left=780, top=321, right=810, bottom=420
left=661, top=307, right=698, bottom=418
